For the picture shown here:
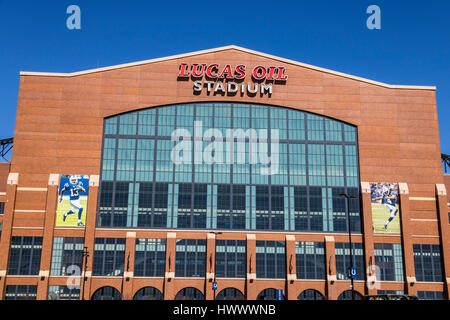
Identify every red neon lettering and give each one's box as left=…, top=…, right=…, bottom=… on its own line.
left=191, top=64, right=207, bottom=78
left=178, top=63, right=190, bottom=77
left=252, top=66, right=267, bottom=80
left=206, top=64, right=219, bottom=78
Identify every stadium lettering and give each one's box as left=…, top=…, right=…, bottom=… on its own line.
left=178, top=63, right=287, bottom=97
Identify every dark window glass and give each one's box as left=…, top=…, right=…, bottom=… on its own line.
left=0, top=202, right=5, bottom=214
left=175, top=239, right=206, bottom=277
left=48, top=286, right=80, bottom=300
left=256, top=241, right=285, bottom=279
left=348, top=187, right=361, bottom=233
left=177, top=184, right=207, bottom=229
left=295, top=241, right=325, bottom=280
left=217, top=185, right=246, bottom=230
left=153, top=183, right=169, bottom=227
left=337, top=290, right=363, bottom=300
left=413, top=244, right=444, bottom=282
left=294, top=186, right=308, bottom=230
left=335, top=242, right=364, bottom=281
left=5, top=285, right=37, bottom=300
left=133, top=287, right=163, bottom=300
left=216, top=288, right=245, bottom=300
left=257, top=288, right=282, bottom=300
left=91, top=286, right=122, bottom=300
left=113, top=182, right=129, bottom=227
left=50, top=237, right=84, bottom=276
left=332, top=188, right=346, bottom=232
left=174, top=287, right=204, bottom=300
left=215, top=240, right=246, bottom=278
left=217, top=185, right=231, bottom=229
left=297, top=289, right=324, bottom=300
left=92, top=238, right=126, bottom=276
left=374, top=243, right=404, bottom=282
left=137, top=183, right=152, bottom=227
left=7, top=237, right=42, bottom=275
left=417, top=291, right=445, bottom=300
left=98, top=181, right=113, bottom=227
left=193, top=184, right=207, bottom=228
left=134, top=238, right=166, bottom=277
left=377, top=290, right=404, bottom=295
left=309, top=187, right=323, bottom=231
left=256, top=186, right=284, bottom=230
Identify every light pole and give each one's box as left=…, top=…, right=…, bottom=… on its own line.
left=340, top=193, right=358, bottom=300
left=209, top=231, right=222, bottom=300
left=81, top=246, right=89, bottom=300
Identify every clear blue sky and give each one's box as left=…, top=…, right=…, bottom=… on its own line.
left=0, top=0, right=449, bottom=158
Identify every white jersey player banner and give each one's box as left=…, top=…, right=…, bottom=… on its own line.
left=370, top=182, right=401, bottom=234
left=56, top=175, right=89, bottom=228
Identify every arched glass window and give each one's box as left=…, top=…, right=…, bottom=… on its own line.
left=337, top=290, right=363, bottom=300
left=215, top=288, right=245, bottom=300
left=98, top=103, right=360, bottom=232
left=133, top=287, right=163, bottom=300
left=174, top=287, right=204, bottom=300
left=297, top=289, right=324, bottom=300
left=257, top=288, right=283, bottom=300
left=91, top=286, right=122, bottom=300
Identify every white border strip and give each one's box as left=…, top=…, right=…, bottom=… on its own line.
left=409, top=197, right=436, bottom=201
left=14, top=209, right=46, bottom=213
left=16, top=187, right=48, bottom=192
left=412, top=235, right=440, bottom=238
left=20, top=45, right=436, bottom=90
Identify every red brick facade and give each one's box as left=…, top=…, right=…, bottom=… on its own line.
left=0, top=46, right=448, bottom=300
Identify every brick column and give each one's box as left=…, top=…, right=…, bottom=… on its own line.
left=121, top=231, right=136, bottom=300
left=436, top=184, right=450, bottom=300
left=285, top=235, right=296, bottom=300
left=324, top=236, right=337, bottom=300
left=163, top=232, right=176, bottom=300
left=360, top=182, right=376, bottom=295
left=398, top=183, right=416, bottom=295
left=205, top=232, right=216, bottom=300
left=246, top=234, right=256, bottom=300
left=36, top=174, right=59, bottom=300
left=0, top=173, right=18, bottom=300
left=81, top=175, right=99, bottom=300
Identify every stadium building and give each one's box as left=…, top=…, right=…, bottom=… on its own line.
left=0, top=46, right=449, bottom=300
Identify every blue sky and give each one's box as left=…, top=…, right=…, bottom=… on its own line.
left=0, top=0, right=449, bottom=160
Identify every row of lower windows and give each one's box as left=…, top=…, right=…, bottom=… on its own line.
left=98, top=182, right=360, bottom=232
left=4, top=285, right=445, bottom=301
left=6, top=236, right=445, bottom=283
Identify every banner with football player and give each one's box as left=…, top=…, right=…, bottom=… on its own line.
left=56, top=175, right=89, bottom=227
left=370, top=182, right=401, bottom=234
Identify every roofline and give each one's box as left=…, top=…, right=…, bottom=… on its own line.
left=19, top=45, right=436, bottom=91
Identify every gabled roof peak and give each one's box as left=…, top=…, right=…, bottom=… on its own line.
left=20, top=45, right=435, bottom=90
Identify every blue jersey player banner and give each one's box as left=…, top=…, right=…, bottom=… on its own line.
left=370, top=182, right=401, bottom=234
left=56, top=175, right=89, bottom=228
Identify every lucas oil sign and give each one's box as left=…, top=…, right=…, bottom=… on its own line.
left=177, top=63, right=288, bottom=97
